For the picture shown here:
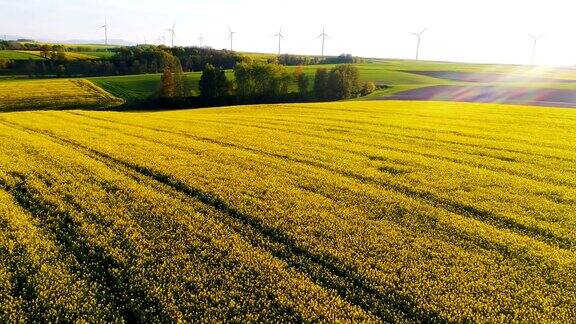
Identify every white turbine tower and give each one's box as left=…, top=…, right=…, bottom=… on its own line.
left=157, top=35, right=166, bottom=46
left=273, top=27, right=285, bottom=56
left=100, top=19, right=108, bottom=45
left=166, top=23, right=176, bottom=47
left=411, top=29, right=426, bottom=60
left=316, top=26, right=329, bottom=58
left=228, top=27, right=236, bottom=51
left=197, top=34, right=205, bottom=47
left=530, top=33, right=544, bottom=65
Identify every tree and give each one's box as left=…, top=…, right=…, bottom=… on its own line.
left=50, top=45, right=67, bottom=62
left=24, top=59, right=36, bottom=76
left=160, top=55, right=187, bottom=98
left=131, top=60, right=142, bottom=74
left=294, top=66, right=310, bottom=97
left=172, top=58, right=187, bottom=97
left=55, top=64, right=66, bottom=77
left=313, top=68, right=328, bottom=99
left=39, top=45, right=51, bottom=59
left=199, top=63, right=228, bottom=99
left=361, top=82, right=377, bottom=96
left=327, top=64, right=361, bottom=100
left=0, top=59, right=10, bottom=69
left=161, top=67, right=174, bottom=98
left=234, top=62, right=291, bottom=100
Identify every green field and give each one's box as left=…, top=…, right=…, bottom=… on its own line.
left=78, top=51, right=116, bottom=59
left=89, top=71, right=235, bottom=100
left=0, top=101, right=574, bottom=322
left=0, top=48, right=115, bottom=61
left=0, top=79, right=123, bottom=112
left=87, top=63, right=449, bottom=101
left=86, top=61, right=576, bottom=102
left=0, top=50, right=45, bottom=61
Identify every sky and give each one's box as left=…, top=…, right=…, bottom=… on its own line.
left=1, top=0, right=576, bottom=66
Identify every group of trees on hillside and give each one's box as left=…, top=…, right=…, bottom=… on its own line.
left=116, top=46, right=243, bottom=73
left=270, top=54, right=363, bottom=66
left=0, top=45, right=244, bottom=77
left=0, top=40, right=109, bottom=52
left=234, top=62, right=293, bottom=99
left=1, top=39, right=363, bottom=77
left=199, top=64, right=230, bottom=99
left=313, top=65, right=373, bottom=100
left=165, top=62, right=375, bottom=104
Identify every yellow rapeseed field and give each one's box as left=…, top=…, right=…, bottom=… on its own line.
left=0, top=79, right=123, bottom=112
left=0, top=101, right=574, bottom=322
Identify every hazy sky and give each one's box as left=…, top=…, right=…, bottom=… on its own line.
left=2, top=0, right=576, bottom=65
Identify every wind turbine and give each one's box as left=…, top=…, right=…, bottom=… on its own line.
left=530, top=33, right=544, bottom=65
left=273, top=27, right=285, bottom=56
left=157, top=35, right=165, bottom=46
left=166, top=23, right=176, bottom=47
left=100, top=19, right=108, bottom=45
left=411, top=29, right=426, bottom=60
left=228, top=27, right=236, bottom=51
left=316, top=26, right=329, bottom=58
left=197, top=34, right=205, bottom=47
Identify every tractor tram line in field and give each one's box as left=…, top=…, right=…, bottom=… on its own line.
left=69, top=108, right=576, bottom=187
left=32, top=109, right=576, bottom=251
left=2, top=114, right=572, bottom=265
left=0, top=118, right=382, bottom=321
left=0, top=115, right=438, bottom=322
left=167, top=114, right=576, bottom=188
left=165, top=107, right=576, bottom=166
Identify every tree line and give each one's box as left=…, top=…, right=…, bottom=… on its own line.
left=273, top=54, right=364, bottom=66
left=0, top=41, right=363, bottom=77
left=0, top=40, right=110, bottom=52
left=0, top=45, right=245, bottom=77
left=156, top=61, right=377, bottom=108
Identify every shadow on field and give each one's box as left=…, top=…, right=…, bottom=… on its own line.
left=105, top=94, right=322, bottom=113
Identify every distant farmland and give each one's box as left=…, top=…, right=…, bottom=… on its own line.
left=0, top=50, right=45, bottom=61
left=0, top=79, right=123, bottom=112
left=87, top=63, right=447, bottom=101
left=88, top=61, right=576, bottom=104
left=0, top=101, right=574, bottom=322
left=4, top=60, right=576, bottom=111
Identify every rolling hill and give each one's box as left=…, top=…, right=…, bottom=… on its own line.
left=0, top=79, right=123, bottom=112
